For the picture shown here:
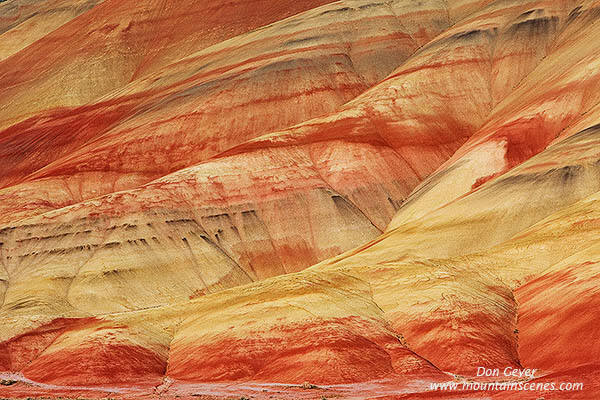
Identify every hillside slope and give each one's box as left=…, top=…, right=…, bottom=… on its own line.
left=1, top=0, right=600, bottom=399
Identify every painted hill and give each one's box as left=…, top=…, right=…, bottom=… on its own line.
left=1, top=0, right=600, bottom=399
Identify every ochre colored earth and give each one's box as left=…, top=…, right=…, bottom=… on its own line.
left=1, top=0, right=600, bottom=398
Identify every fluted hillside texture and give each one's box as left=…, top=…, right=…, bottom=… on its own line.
left=1, top=0, right=600, bottom=399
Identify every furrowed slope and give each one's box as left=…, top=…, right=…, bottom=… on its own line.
left=2, top=0, right=600, bottom=398
left=0, top=0, right=563, bottom=324
left=0, top=0, right=454, bottom=223
left=388, top=0, right=600, bottom=231
left=311, top=120, right=600, bottom=379
left=0, top=0, right=573, bottom=226
left=0, top=0, right=105, bottom=61
left=66, top=58, right=600, bottom=398
left=6, top=132, right=600, bottom=395
left=0, top=0, right=339, bottom=129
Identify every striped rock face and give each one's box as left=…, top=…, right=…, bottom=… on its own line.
left=1, top=0, right=600, bottom=399
left=0, top=0, right=105, bottom=61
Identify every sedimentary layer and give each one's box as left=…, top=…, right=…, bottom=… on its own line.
left=1, top=0, right=600, bottom=399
